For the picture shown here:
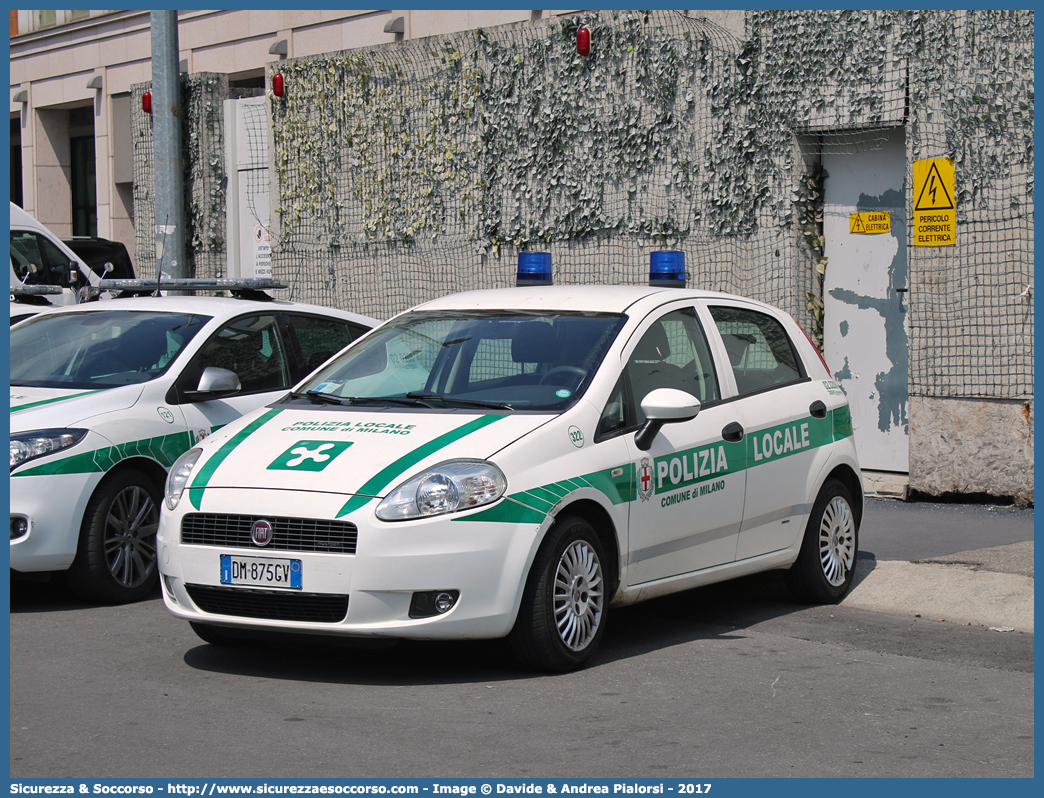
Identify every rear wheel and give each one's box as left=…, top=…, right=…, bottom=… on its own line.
left=785, top=478, right=858, bottom=603
left=510, top=515, right=608, bottom=672
left=67, top=469, right=161, bottom=604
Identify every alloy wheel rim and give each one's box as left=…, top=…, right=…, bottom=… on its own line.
left=819, top=496, right=855, bottom=586
left=553, top=540, right=604, bottom=651
left=104, top=485, right=159, bottom=588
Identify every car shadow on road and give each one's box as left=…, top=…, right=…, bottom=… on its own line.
left=9, top=575, right=164, bottom=613
left=180, top=552, right=880, bottom=686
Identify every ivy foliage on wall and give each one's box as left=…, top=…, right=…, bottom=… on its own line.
left=256, top=9, right=1031, bottom=393
left=269, top=11, right=778, bottom=255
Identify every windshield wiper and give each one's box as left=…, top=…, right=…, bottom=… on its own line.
left=346, top=395, right=436, bottom=408
left=300, top=390, right=349, bottom=406
left=406, top=392, right=513, bottom=411
left=293, top=391, right=435, bottom=408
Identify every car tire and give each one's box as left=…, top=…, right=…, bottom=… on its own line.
left=509, top=514, right=608, bottom=672
left=785, top=478, right=859, bottom=604
left=189, top=622, right=246, bottom=647
left=66, top=469, right=161, bottom=604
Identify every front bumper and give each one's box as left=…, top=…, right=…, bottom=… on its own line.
left=158, top=488, right=541, bottom=640
left=9, top=471, right=100, bottom=572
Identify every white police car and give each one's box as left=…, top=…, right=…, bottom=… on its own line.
left=10, top=279, right=378, bottom=603
left=158, top=255, right=861, bottom=671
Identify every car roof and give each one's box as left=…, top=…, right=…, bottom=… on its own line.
left=9, top=202, right=39, bottom=229
left=411, top=285, right=783, bottom=317
left=20, top=294, right=380, bottom=327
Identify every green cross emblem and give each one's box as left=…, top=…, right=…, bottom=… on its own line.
left=267, top=440, right=353, bottom=471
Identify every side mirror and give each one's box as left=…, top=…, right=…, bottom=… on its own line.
left=102, top=262, right=114, bottom=276
left=187, top=366, right=241, bottom=400
left=634, top=388, right=701, bottom=451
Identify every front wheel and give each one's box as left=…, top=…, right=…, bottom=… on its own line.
left=785, top=478, right=859, bottom=603
left=509, top=515, right=608, bottom=672
left=67, top=469, right=161, bottom=604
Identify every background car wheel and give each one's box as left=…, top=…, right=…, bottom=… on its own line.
left=785, top=478, right=859, bottom=604
left=510, top=514, right=608, bottom=672
left=66, top=469, right=161, bottom=604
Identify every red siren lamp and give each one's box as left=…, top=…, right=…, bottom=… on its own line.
left=142, top=91, right=152, bottom=114
left=576, top=27, right=591, bottom=57
left=272, top=73, right=285, bottom=97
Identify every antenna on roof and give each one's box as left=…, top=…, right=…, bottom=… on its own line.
left=155, top=214, right=168, bottom=297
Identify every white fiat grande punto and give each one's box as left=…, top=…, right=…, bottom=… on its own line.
left=159, top=254, right=861, bottom=671
left=10, top=279, right=377, bottom=604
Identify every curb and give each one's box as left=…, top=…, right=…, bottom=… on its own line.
left=843, top=557, right=1034, bottom=633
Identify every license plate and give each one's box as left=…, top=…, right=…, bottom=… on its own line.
left=220, top=554, right=302, bottom=590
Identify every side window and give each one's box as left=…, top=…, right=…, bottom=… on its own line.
left=709, top=306, right=804, bottom=395
left=195, top=315, right=290, bottom=394
left=285, top=314, right=364, bottom=375
left=597, top=376, right=628, bottom=439
left=625, top=308, right=720, bottom=424
left=11, top=231, right=75, bottom=287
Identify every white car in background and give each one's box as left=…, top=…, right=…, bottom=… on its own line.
left=157, top=255, right=862, bottom=672
left=10, top=279, right=378, bottom=604
left=10, top=202, right=99, bottom=306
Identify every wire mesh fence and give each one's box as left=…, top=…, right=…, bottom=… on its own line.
left=131, top=9, right=1033, bottom=400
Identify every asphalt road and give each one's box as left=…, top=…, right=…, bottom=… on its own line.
left=860, top=498, right=1034, bottom=561
left=8, top=499, right=1035, bottom=779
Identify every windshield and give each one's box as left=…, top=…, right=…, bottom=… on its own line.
left=299, top=310, right=627, bottom=412
left=10, top=310, right=210, bottom=389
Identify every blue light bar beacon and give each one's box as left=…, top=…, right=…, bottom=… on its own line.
left=649, top=251, right=686, bottom=288
left=516, top=252, right=553, bottom=286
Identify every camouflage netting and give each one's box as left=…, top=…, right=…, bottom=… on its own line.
left=132, top=73, right=228, bottom=280
left=133, top=10, right=1032, bottom=401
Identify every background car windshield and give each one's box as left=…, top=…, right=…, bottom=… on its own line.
left=10, top=310, right=210, bottom=389
left=304, top=310, right=627, bottom=410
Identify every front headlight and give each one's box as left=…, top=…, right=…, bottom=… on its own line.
left=376, top=459, right=507, bottom=521
left=165, top=447, right=203, bottom=510
left=10, top=429, right=88, bottom=471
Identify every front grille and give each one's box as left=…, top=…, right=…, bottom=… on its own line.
left=186, top=584, right=349, bottom=623
left=181, top=513, right=357, bottom=554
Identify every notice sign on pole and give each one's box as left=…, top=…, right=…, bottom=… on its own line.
left=912, top=157, right=956, bottom=246
left=849, top=211, right=891, bottom=234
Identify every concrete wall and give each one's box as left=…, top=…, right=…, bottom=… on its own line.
left=910, top=398, right=1034, bottom=505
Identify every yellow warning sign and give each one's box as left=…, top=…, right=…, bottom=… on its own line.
left=849, top=212, right=891, bottom=234
left=913, top=158, right=956, bottom=246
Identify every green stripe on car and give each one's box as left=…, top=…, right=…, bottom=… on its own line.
left=335, top=414, right=507, bottom=518
left=187, top=408, right=285, bottom=510
left=13, top=430, right=195, bottom=477
left=455, top=463, right=635, bottom=526
left=10, top=389, right=107, bottom=414
left=456, top=406, right=853, bottom=526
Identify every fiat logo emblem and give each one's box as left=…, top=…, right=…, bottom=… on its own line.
left=251, top=519, right=274, bottom=547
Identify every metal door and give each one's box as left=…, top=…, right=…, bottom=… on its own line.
left=822, top=130, right=909, bottom=472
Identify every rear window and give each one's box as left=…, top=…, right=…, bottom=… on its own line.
left=710, top=306, right=804, bottom=395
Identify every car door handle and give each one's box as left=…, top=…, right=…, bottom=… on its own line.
left=721, top=422, right=744, bottom=442
left=810, top=400, right=827, bottom=419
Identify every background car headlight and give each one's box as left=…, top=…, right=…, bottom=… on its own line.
left=376, top=459, right=507, bottom=521
left=165, top=447, right=203, bottom=510
left=10, top=429, right=88, bottom=471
